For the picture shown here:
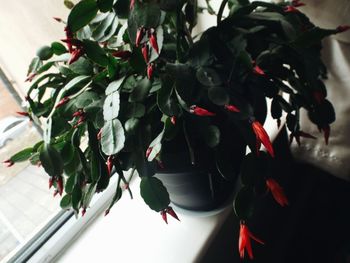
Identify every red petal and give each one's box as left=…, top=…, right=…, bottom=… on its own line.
left=166, top=207, right=180, bottom=221
left=161, top=210, right=168, bottom=224
left=171, top=116, right=176, bottom=125
left=252, top=121, right=274, bottom=157
left=149, top=32, right=159, bottom=54
left=224, top=104, right=240, bottom=113
left=336, top=25, right=350, bottom=33
left=266, top=178, right=289, bottom=207
left=142, top=45, right=149, bottom=63
left=190, top=106, right=216, bottom=116
left=253, top=65, right=265, bottom=76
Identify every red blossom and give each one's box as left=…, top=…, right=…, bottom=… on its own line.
left=190, top=105, right=216, bottom=117
left=284, top=5, right=299, bottom=13
left=289, top=130, right=316, bottom=146
left=336, top=25, right=350, bottom=33
left=266, top=178, right=289, bottom=207
left=161, top=210, right=168, bottom=224
left=55, top=97, right=70, bottom=108
left=147, top=63, right=154, bottom=79
left=3, top=159, right=14, bottom=167
left=224, top=104, right=240, bottom=113
left=149, top=30, right=159, bottom=54
left=112, top=50, right=132, bottom=60
left=81, top=208, right=86, bottom=217
left=166, top=207, right=180, bottom=221
left=239, top=222, right=264, bottom=259
left=141, top=44, right=149, bottom=63
left=251, top=121, right=274, bottom=157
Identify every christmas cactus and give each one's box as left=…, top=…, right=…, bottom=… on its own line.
left=5, top=0, right=348, bottom=259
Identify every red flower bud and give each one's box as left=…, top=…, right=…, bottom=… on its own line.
left=73, top=115, right=86, bottom=128
left=190, top=105, right=216, bottom=117
left=81, top=208, right=86, bottom=217
left=64, top=27, right=74, bottom=53
left=53, top=17, right=63, bottom=22
left=49, top=177, right=54, bottom=189
left=161, top=210, right=168, bottom=224
left=147, top=63, right=154, bottom=79
left=104, top=209, right=110, bottom=216
left=106, top=156, right=113, bottom=176
left=224, top=104, right=240, bottom=113
left=72, top=109, right=84, bottom=118
left=145, top=147, right=153, bottom=159
left=141, top=44, right=149, bottom=63
left=53, top=190, right=59, bottom=197
left=57, top=177, right=63, bottom=196
left=292, top=0, right=305, bottom=7
left=171, top=116, right=176, bottom=125
left=25, top=73, right=37, bottom=82
left=68, top=48, right=84, bottom=65
left=55, top=97, right=70, bottom=108
left=97, top=129, right=102, bottom=140
left=284, top=5, right=299, bottom=13
left=266, top=178, right=289, bottom=207
left=130, top=0, right=135, bottom=10
left=149, top=30, right=159, bottom=54
left=136, top=27, right=145, bottom=47
left=3, top=159, right=14, bottom=167
left=336, top=25, right=350, bottom=33
left=251, top=120, right=274, bottom=157
left=112, top=50, right=132, bottom=60
left=166, top=207, right=180, bottom=221
left=289, top=130, right=316, bottom=146
left=16, top=111, right=29, bottom=117
left=253, top=65, right=265, bottom=76
left=239, top=222, right=264, bottom=259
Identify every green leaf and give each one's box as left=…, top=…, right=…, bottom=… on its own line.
left=82, top=183, right=97, bottom=208
left=65, top=174, right=76, bottom=193
left=105, top=77, right=126, bottom=95
left=119, top=102, right=145, bottom=118
left=124, top=118, right=140, bottom=134
left=40, top=144, right=64, bottom=177
left=36, top=46, right=53, bottom=61
left=27, top=57, right=42, bottom=75
left=271, top=97, right=282, bottom=120
left=101, top=119, right=125, bottom=155
left=9, top=148, right=34, bottom=163
left=51, top=42, right=67, bottom=55
left=203, top=125, right=220, bottom=148
left=103, top=92, right=120, bottom=120
left=196, top=67, right=223, bottom=87
left=82, top=40, right=109, bottom=66
left=60, top=194, right=72, bottom=209
left=61, top=143, right=75, bottom=165
left=64, top=75, right=91, bottom=92
left=67, top=0, right=98, bottom=33
left=158, top=76, right=180, bottom=116
left=92, top=13, right=115, bottom=41
left=69, top=57, right=93, bottom=75
left=72, top=184, right=82, bottom=211
left=208, top=87, right=229, bottom=106
left=147, top=129, right=165, bottom=161
left=291, top=27, right=337, bottom=49
left=140, top=176, right=170, bottom=212
left=149, top=26, right=164, bottom=63
left=233, top=186, right=255, bottom=220
left=128, top=3, right=161, bottom=44
left=121, top=75, right=138, bottom=93
left=97, top=0, right=114, bottom=12
left=129, top=77, right=151, bottom=102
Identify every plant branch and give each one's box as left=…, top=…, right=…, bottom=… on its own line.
left=217, top=0, right=228, bottom=25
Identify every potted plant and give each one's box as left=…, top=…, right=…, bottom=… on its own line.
left=4, top=0, right=348, bottom=259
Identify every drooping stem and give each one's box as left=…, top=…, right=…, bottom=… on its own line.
left=183, top=121, right=195, bottom=165
left=217, top=0, right=228, bottom=25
